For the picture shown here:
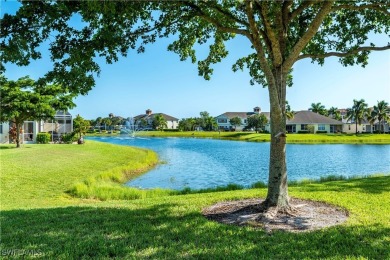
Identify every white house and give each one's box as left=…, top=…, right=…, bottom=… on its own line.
left=0, top=111, right=73, bottom=144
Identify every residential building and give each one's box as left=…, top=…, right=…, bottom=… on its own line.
left=338, top=108, right=389, bottom=134
left=134, top=109, right=179, bottom=129
left=286, top=111, right=343, bottom=133
left=342, top=120, right=389, bottom=134
left=0, top=111, right=73, bottom=144
left=215, top=107, right=271, bottom=131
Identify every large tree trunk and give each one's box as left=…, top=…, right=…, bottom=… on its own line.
left=265, top=110, right=289, bottom=209
left=263, top=69, right=290, bottom=211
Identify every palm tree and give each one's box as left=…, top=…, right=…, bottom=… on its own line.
left=285, top=101, right=295, bottom=120
left=101, top=117, right=112, bottom=131
left=328, top=107, right=342, bottom=121
left=365, top=108, right=376, bottom=134
left=309, top=102, right=327, bottom=116
left=152, top=114, right=167, bottom=131
left=346, top=99, right=368, bottom=134
left=372, top=100, right=390, bottom=133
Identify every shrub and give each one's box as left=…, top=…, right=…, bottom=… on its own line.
left=163, top=129, right=180, bottom=132
left=61, top=132, right=76, bottom=144
left=316, top=130, right=328, bottom=134
left=298, top=130, right=310, bottom=134
left=36, top=132, right=51, bottom=144
left=307, top=125, right=315, bottom=133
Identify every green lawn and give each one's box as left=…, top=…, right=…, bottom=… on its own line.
left=91, top=131, right=390, bottom=144
left=1, top=141, right=389, bottom=259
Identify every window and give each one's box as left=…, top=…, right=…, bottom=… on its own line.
left=301, top=124, right=308, bottom=130
left=217, top=119, right=227, bottom=123
left=286, top=125, right=296, bottom=133
left=318, top=124, right=325, bottom=131
left=0, top=124, right=3, bottom=134
left=348, top=125, right=351, bottom=130
left=244, top=119, right=247, bottom=124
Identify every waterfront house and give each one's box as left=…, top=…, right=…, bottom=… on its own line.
left=286, top=110, right=343, bottom=133
left=215, top=107, right=271, bottom=131
left=0, top=111, right=73, bottom=144
left=134, top=109, right=179, bottom=130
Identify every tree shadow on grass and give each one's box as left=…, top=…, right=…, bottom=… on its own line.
left=0, top=146, right=16, bottom=149
left=0, top=146, right=33, bottom=149
left=297, top=176, right=390, bottom=194
left=0, top=203, right=388, bottom=259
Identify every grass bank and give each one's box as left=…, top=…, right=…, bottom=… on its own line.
left=89, top=131, right=390, bottom=144
left=1, top=141, right=389, bottom=259
left=0, top=141, right=158, bottom=209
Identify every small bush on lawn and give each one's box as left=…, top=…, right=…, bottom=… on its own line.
left=36, top=132, right=51, bottom=144
left=316, top=130, right=328, bottom=134
left=163, top=129, right=180, bottom=132
left=61, top=132, right=77, bottom=144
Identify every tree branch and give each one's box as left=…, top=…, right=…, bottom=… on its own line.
left=245, top=1, right=280, bottom=112
left=186, top=2, right=249, bottom=37
left=282, top=0, right=293, bottom=29
left=288, top=1, right=316, bottom=23
left=297, top=45, right=390, bottom=61
left=204, top=2, right=249, bottom=28
left=284, top=1, right=334, bottom=74
left=254, top=0, right=283, bottom=66
left=331, top=3, right=390, bottom=16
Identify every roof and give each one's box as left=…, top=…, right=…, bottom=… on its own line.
left=134, top=113, right=179, bottom=121
left=216, top=112, right=270, bottom=119
left=287, top=111, right=343, bottom=125
left=55, top=111, right=72, bottom=116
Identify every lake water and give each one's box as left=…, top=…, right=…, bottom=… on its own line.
left=88, top=136, right=390, bottom=190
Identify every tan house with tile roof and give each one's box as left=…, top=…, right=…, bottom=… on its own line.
left=215, top=107, right=271, bottom=131
left=216, top=108, right=346, bottom=133
left=286, top=111, right=343, bottom=133
left=134, top=109, right=179, bottom=130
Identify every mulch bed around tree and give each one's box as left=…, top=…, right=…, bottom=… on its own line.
left=202, top=198, right=349, bottom=233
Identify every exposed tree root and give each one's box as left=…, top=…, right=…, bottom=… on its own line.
left=202, top=198, right=348, bottom=233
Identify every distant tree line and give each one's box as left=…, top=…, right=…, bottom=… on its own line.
left=86, top=99, right=389, bottom=134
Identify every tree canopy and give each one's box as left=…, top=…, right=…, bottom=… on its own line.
left=1, top=1, right=389, bottom=210
left=309, top=102, right=328, bottom=116
left=247, top=113, right=269, bottom=133
left=229, top=116, right=242, bottom=130
left=152, top=114, right=167, bottom=131
left=2, top=1, right=389, bottom=95
left=346, top=99, right=368, bottom=134
left=0, top=76, right=75, bottom=147
left=73, top=114, right=90, bottom=140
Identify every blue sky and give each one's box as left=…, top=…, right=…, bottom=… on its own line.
left=2, top=1, right=390, bottom=120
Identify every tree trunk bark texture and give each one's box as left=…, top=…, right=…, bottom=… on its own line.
left=264, top=69, right=290, bottom=211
